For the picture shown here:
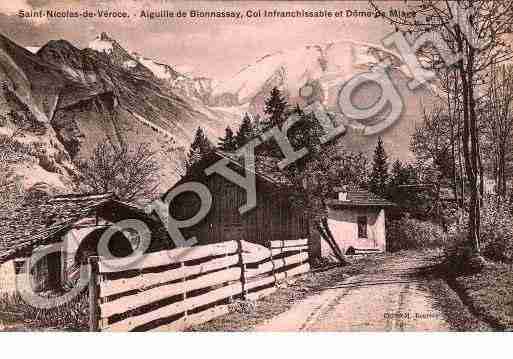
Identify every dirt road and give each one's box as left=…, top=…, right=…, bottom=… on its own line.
left=254, top=253, right=452, bottom=331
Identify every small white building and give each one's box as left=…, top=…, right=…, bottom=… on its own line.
left=322, top=189, right=396, bottom=257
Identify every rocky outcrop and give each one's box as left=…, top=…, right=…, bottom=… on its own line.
left=0, top=35, right=78, bottom=195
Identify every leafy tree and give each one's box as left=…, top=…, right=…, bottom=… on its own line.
left=235, top=113, right=254, bottom=148
left=76, top=142, right=159, bottom=203
left=390, top=160, right=407, bottom=186
left=410, top=106, right=467, bottom=224
left=369, top=137, right=389, bottom=197
left=261, top=102, right=323, bottom=158
left=286, top=141, right=368, bottom=210
left=483, top=64, right=513, bottom=204
left=411, top=106, right=458, bottom=199
left=218, top=126, right=237, bottom=152
left=287, top=104, right=323, bottom=155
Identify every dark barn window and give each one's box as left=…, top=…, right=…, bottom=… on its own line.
left=357, top=216, right=368, bottom=238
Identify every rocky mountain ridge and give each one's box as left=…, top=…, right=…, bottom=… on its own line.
left=0, top=32, right=238, bottom=196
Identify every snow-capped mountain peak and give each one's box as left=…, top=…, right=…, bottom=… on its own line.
left=87, top=32, right=156, bottom=76
left=25, top=46, right=41, bottom=54
left=131, top=52, right=179, bottom=80
left=212, top=40, right=405, bottom=108
left=88, top=32, right=115, bottom=54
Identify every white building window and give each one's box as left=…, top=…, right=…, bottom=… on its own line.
left=357, top=216, right=368, bottom=238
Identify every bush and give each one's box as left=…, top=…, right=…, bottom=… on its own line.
left=444, top=198, right=513, bottom=266
left=480, top=201, right=513, bottom=262
left=387, top=214, right=446, bottom=252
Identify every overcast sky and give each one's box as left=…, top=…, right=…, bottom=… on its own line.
left=0, top=0, right=400, bottom=79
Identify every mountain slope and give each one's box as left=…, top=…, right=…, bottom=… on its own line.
left=1, top=33, right=239, bottom=194
left=0, top=34, right=78, bottom=194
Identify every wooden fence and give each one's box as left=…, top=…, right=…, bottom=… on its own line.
left=88, top=239, right=310, bottom=331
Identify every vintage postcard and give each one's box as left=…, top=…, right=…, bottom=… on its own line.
left=0, top=0, right=512, bottom=335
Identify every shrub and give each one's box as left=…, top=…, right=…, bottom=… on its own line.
left=387, top=214, right=446, bottom=252
left=480, top=201, right=513, bottom=262
left=444, top=198, right=513, bottom=266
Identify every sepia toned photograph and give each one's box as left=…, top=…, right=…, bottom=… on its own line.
left=0, top=0, right=512, bottom=338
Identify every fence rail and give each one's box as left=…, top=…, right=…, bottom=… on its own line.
left=89, top=238, right=310, bottom=331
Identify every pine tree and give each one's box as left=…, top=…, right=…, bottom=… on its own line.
left=369, top=137, right=389, bottom=197
left=218, top=126, right=237, bottom=152
left=263, top=87, right=288, bottom=128
left=252, top=113, right=263, bottom=137
left=235, top=113, right=254, bottom=148
left=257, top=88, right=289, bottom=157
left=191, top=126, right=212, bottom=154
left=185, top=127, right=212, bottom=173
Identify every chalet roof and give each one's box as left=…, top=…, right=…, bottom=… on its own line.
left=197, top=150, right=294, bottom=188
left=0, top=193, right=150, bottom=264
left=325, top=191, right=396, bottom=208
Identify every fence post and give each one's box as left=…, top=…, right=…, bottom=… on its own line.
left=181, top=262, right=187, bottom=319
left=88, top=256, right=100, bottom=332
left=225, top=250, right=234, bottom=303
left=236, top=240, right=246, bottom=300
left=269, top=240, right=277, bottom=284
left=305, top=237, right=310, bottom=266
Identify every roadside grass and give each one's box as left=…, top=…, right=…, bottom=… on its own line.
left=442, top=261, right=513, bottom=331
left=188, top=255, right=385, bottom=331
left=0, top=291, right=88, bottom=331
left=418, top=267, right=492, bottom=331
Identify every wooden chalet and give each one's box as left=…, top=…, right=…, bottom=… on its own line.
left=165, top=151, right=309, bottom=248
left=0, top=193, right=171, bottom=294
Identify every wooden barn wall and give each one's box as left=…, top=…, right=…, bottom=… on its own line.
left=170, top=173, right=308, bottom=246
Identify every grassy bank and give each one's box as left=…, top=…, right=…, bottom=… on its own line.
left=441, top=261, right=513, bottom=330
